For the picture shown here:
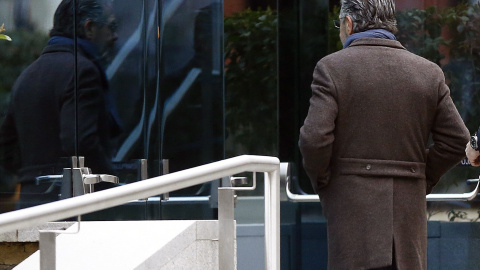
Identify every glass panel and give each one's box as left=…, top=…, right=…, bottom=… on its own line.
left=108, top=0, right=159, bottom=182
left=393, top=1, right=480, bottom=222
left=0, top=0, right=224, bottom=217
left=224, top=1, right=278, bottom=196
left=279, top=0, right=332, bottom=194
left=106, top=0, right=224, bottom=219
left=156, top=0, right=224, bottom=197
left=224, top=4, right=278, bottom=159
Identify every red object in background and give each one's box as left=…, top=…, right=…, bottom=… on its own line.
left=224, top=0, right=247, bottom=17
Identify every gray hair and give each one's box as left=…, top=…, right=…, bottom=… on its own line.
left=340, top=0, right=398, bottom=34
left=49, top=0, right=113, bottom=38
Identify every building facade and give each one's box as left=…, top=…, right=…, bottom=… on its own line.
left=0, top=0, right=479, bottom=268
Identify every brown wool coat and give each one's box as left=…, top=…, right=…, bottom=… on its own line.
left=299, top=38, right=469, bottom=270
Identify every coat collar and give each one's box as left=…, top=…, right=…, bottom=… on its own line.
left=347, top=38, right=407, bottom=50
left=41, top=43, right=107, bottom=88
left=41, top=43, right=90, bottom=59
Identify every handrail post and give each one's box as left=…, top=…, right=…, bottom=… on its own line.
left=265, top=169, right=280, bottom=270
left=39, top=231, right=57, bottom=270
left=218, top=187, right=236, bottom=270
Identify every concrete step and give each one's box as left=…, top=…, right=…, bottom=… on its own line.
left=13, top=220, right=223, bottom=270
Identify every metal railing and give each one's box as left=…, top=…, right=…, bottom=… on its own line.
left=0, top=155, right=281, bottom=270
left=279, top=163, right=480, bottom=203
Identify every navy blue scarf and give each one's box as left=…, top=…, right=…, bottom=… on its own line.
left=343, top=29, right=396, bottom=49
left=48, top=36, right=100, bottom=60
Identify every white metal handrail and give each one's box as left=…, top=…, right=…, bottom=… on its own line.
left=279, top=163, right=480, bottom=203
left=0, top=155, right=281, bottom=270
left=284, top=179, right=480, bottom=202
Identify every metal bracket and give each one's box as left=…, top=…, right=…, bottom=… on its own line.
left=28, top=156, right=118, bottom=199
left=60, top=168, right=119, bottom=198
left=161, top=159, right=170, bottom=201
left=138, top=159, right=148, bottom=180
left=230, top=176, right=248, bottom=186
left=229, top=172, right=257, bottom=191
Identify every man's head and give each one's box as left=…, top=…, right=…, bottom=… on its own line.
left=339, top=0, right=397, bottom=44
left=50, top=0, right=118, bottom=55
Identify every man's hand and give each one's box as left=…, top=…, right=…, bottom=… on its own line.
left=466, top=142, right=480, bottom=166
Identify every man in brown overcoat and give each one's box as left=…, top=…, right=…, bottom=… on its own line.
left=298, top=0, right=469, bottom=269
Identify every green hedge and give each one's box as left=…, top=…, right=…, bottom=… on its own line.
left=396, top=4, right=480, bottom=132
left=224, top=8, right=278, bottom=157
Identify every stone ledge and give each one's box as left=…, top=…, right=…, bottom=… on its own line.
left=0, top=222, right=75, bottom=242
left=0, top=242, right=38, bottom=265
left=0, top=222, right=75, bottom=267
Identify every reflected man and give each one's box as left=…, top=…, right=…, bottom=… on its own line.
left=299, top=0, right=469, bottom=269
left=0, top=0, right=122, bottom=207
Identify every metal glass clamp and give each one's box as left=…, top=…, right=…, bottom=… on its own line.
left=33, top=156, right=119, bottom=199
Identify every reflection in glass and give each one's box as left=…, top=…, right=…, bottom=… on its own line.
left=394, top=3, right=480, bottom=222
left=109, top=0, right=224, bottom=197
left=0, top=0, right=224, bottom=213
left=0, top=0, right=124, bottom=210
left=224, top=7, right=278, bottom=158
